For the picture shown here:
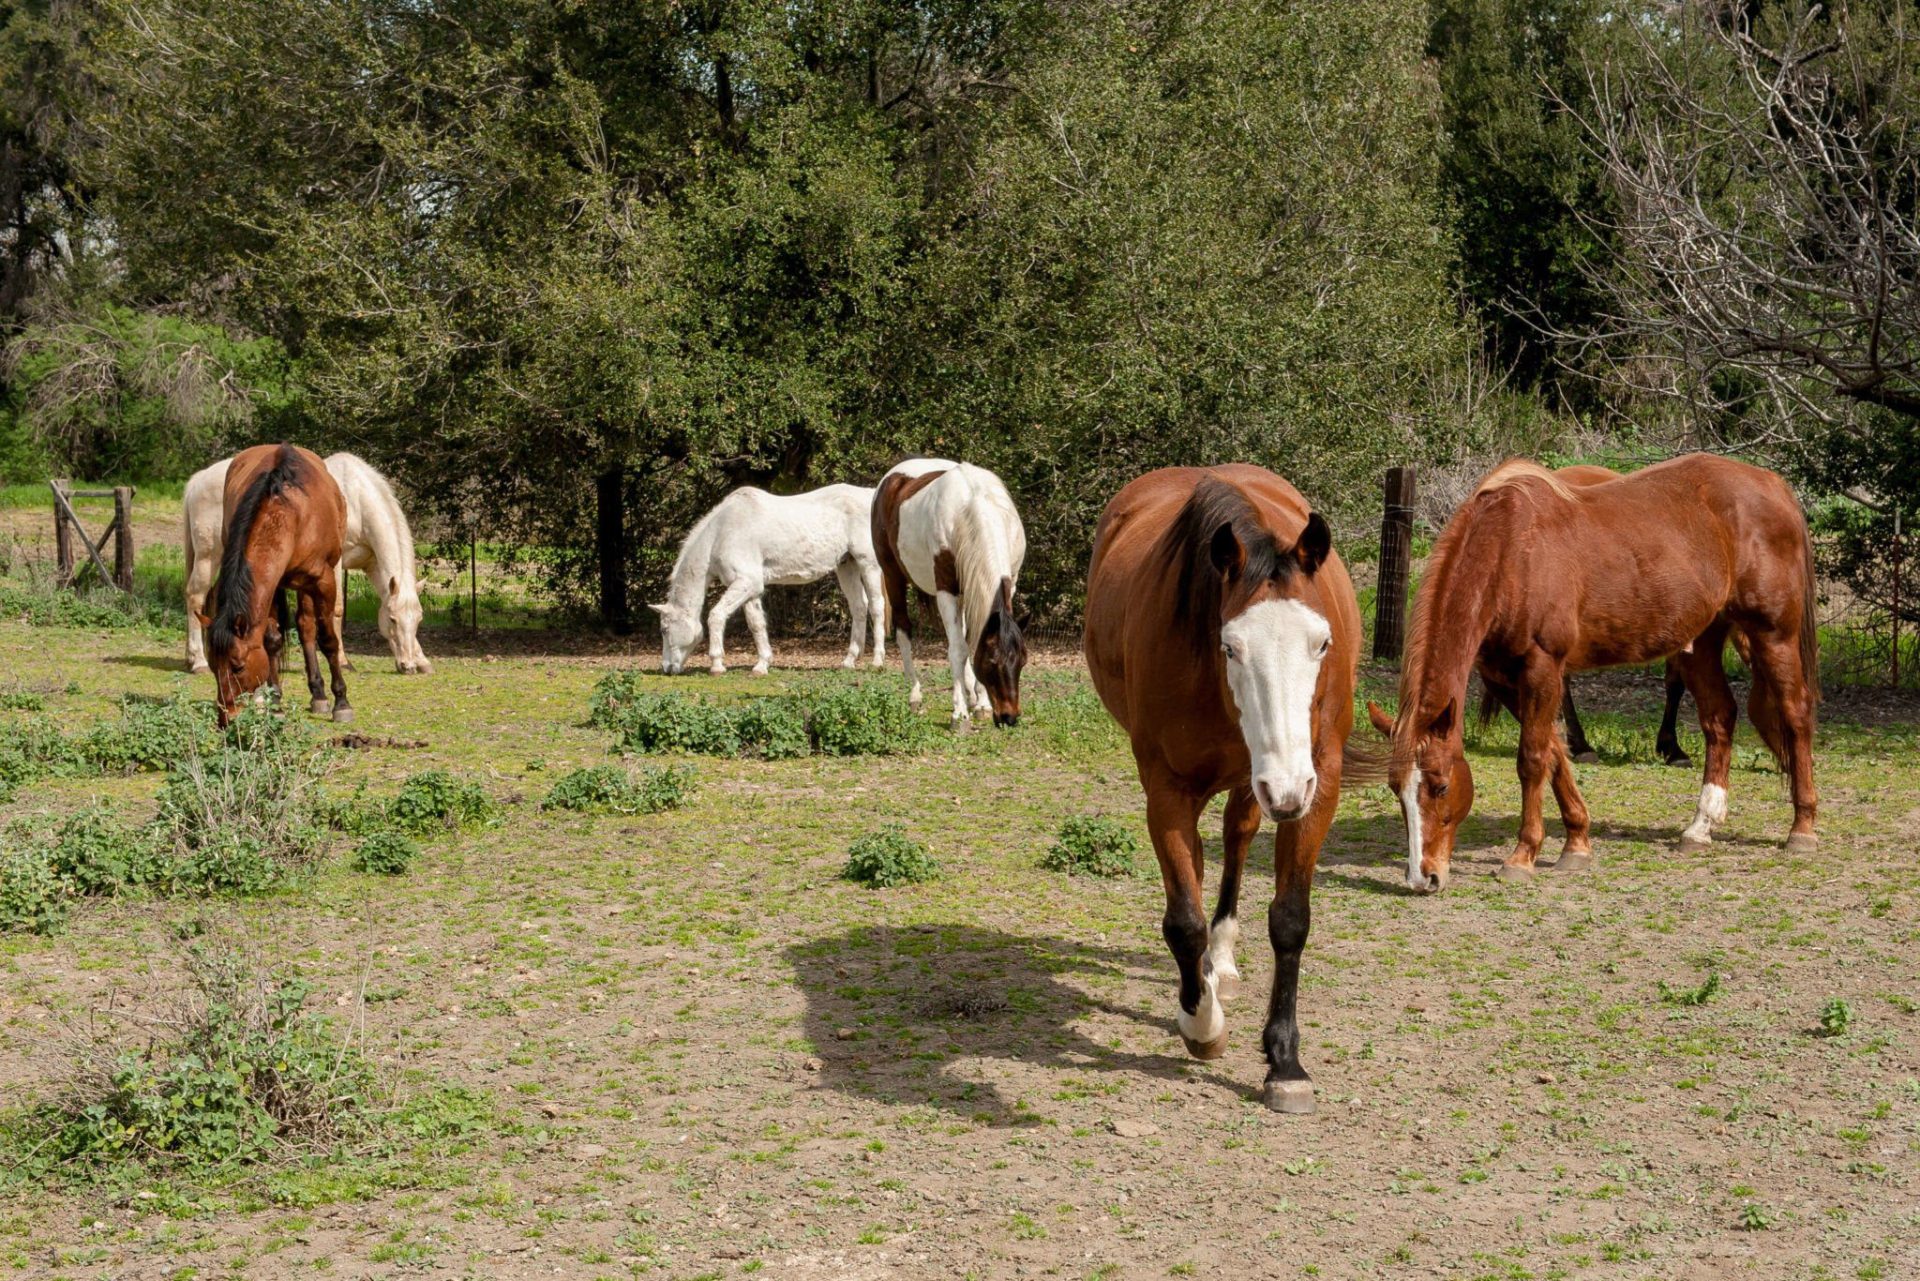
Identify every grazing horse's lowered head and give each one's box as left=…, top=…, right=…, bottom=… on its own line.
left=1371, top=699, right=1471, bottom=893
left=972, top=584, right=1029, bottom=728
left=650, top=601, right=704, bottom=675
left=1164, top=478, right=1335, bottom=820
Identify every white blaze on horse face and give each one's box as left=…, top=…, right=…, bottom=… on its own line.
left=1400, top=773, right=1426, bottom=892
left=1220, top=599, right=1330, bottom=822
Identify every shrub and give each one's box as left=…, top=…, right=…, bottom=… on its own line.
left=1041, top=814, right=1145, bottom=879
left=0, top=688, right=45, bottom=712
left=155, top=709, right=330, bottom=892
left=386, top=770, right=496, bottom=834
left=352, top=830, right=420, bottom=876
left=586, top=670, right=647, bottom=729
left=0, top=715, right=84, bottom=779
left=841, top=825, right=940, bottom=888
left=18, top=945, right=378, bottom=1172
left=0, top=843, right=69, bottom=934
left=807, top=683, right=923, bottom=756
left=46, top=805, right=171, bottom=895
left=78, top=696, right=217, bottom=774
left=1818, top=998, right=1854, bottom=1039
left=736, top=696, right=812, bottom=759
left=542, top=764, right=696, bottom=815
left=606, top=692, right=743, bottom=756
left=0, top=580, right=175, bottom=630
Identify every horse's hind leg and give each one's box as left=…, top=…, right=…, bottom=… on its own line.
left=1209, top=786, right=1262, bottom=1001
left=1261, top=759, right=1339, bottom=1114
left=834, top=561, right=864, bottom=669
left=1656, top=658, right=1693, bottom=766
left=862, top=563, right=886, bottom=667
left=741, top=597, right=773, bottom=675
left=184, top=535, right=216, bottom=674
left=312, top=575, right=353, bottom=723
left=1560, top=675, right=1599, bottom=763
left=1142, top=776, right=1224, bottom=1060
left=1673, top=622, right=1736, bottom=852
left=1743, top=627, right=1818, bottom=853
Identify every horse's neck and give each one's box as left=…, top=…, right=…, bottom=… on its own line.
left=1405, top=530, right=1501, bottom=727
left=357, top=488, right=417, bottom=597
left=666, top=512, right=721, bottom=613
left=955, top=497, right=1015, bottom=649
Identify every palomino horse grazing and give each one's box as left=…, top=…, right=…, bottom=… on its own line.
left=1387, top=454, right=1818, bottom=893
left=871, top=459, right=1028, bottom=726
left=185, top=452, right=430, bottom=674
left=650, top=484, right=886, bottom=676
left=1085, top=465, right=1371, bottom=1113
left=201, top=444, right=353, bottom=727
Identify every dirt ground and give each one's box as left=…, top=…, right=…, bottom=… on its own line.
left=1, top=611, right=1917, bottom=1281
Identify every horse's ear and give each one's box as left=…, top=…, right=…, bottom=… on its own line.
left=194, top=611, right=212, bottom=631
left=648, top=602, right=669, bottom=616
left=1427, top=698, right=1457, bottom=742
left=1209, top=523, right=1245, bottom=577
left=1015, top=611, right=1032, bottom=632
left=388, top=575, right=399, bottom=598
left=1366, top=700, right=1394, bottom=738
left=1295, top=512, right=1331, bottom=576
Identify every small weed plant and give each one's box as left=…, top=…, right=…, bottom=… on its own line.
left=542, top=764, right=696, bottom=815
left=1818, top=998, right=1854, bottom=1038
left=842, top=825, right=940, bottom=888
left=1042, top=814, right=1144, bottom=879
left=0, top=843, right=68, bottom=935
left=1657, top=972, right=1724, bottom=1007
left=386, top=769, right=496, bottom=834
left=352, top=830, right=421, bottom=876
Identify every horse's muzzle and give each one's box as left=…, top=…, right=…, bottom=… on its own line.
left=993, top=712, right=1019, bottom=728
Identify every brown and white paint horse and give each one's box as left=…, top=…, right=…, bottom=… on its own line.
left=1387, top=454, right=1819, bottom=892
left=200, top=444, right=354, bottom=727
left=871, top=459, right=1029, bottom=726
left=1084, top=465, right=1372, bottom=1113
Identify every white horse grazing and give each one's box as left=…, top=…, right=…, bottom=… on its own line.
left=871, top=459, right=1030, bottom=726
left=184, top=452, right=431, bottom=674
left=651, top=484, right=886, bottom=676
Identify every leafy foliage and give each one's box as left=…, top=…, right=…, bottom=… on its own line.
left=385, top=770, right=497, bottom=835
left=43, top=804, right=169, bottom=895
left=806, top=683, right=926, bottom=756
left=154, top=710, right=330, bottom=893
left=591, top=674, right=927, bottom=759
left=351, top=829, right=420, bottom=877
left=0, top=842, right=68, bottom=935
left=841, top=825, right=940, bottom=889
left=1656, top=971, right=1724, bottom=1008
left=76, top=695, right=217, bottom=774
left=1818, top=998, right=1855, bottom=1039
left=541, top=764, right=695, bottom=816
left=1040, top=815, right=1144, bottom=880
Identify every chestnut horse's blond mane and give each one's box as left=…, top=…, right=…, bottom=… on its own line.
left=1391, top=459, right=1577, bottom=768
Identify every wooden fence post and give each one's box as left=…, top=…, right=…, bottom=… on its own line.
left=113, top=486, right=135, bottom=592
left=1373, top=465, right=1415, bottom=662
left=52, top=480, right=75, bottom=588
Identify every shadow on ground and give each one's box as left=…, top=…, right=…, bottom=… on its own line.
left=785, top=924, right=1262, bottom=1123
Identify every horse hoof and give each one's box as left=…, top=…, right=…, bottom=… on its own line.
left=332, top=706, right=355, bottom=725
left=709, top=665, right=727, bottom=676
left=1785, top=832, right=1818, bottom=855
left=310, top=698, right=332, bottom=716
left=1677, top=834, right=1712, bottom=854
left=188, top=662, right=210, bottom=675
left=1180, top=1032, right=1229, bottom=1061
left=1262, top=1079, right=1316, bottom=1115
left=1572, top=750, right=1599, bottom=765
left=1214, top=971, right=1243, bottom=1002
left=750, top=665, right=769, bottom=677
left=1555, top=850, right=1595, bottom=873
left=1664, top=754, right=1693, bottom=769
left=1494, top=862, right=1536, bottom=885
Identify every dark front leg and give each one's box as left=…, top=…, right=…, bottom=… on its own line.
left=312, top=575, right=353, bottom=724
left=296, top=591, right=328, bottom=715
left=1656, top=659, right=1692, bottom=766
left=266, top=588, right=289, bottom=699
left=1144, top=777, right=1223, bottom=1060
left=1261, top=758, right=1338, bottom=1113
left=1560, top=675, right=1598, bottom=763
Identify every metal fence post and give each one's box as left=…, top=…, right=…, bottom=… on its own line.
left=1373, top=466, right=1415, bottom=662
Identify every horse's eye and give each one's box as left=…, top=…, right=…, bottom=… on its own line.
left=1222, top=644, right=1237, bottom=662
left=1316, top=637, right=1332, bottom=659
left=1433, top=782, right=1450, bottom=798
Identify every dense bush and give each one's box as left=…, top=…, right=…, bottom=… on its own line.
left=16, top=946, right=378, bottom=1173
left=0, top=581, right=179, bottom=630
left=1041, top=815, right=1145, bottom=880
left=589, top=675, right=927, bottom=760
left=385, top=770, right=496, bottom=834
left=541, top=763, right=696, bottom=815
left=351, top=829, right=420, bottom=876
left=154, top=710, right=330, bottom=891
left=45, top=805, right=170, bottom=895
left=841, top=825, right=940, bottom=889
left=78, top=696, right=217, bottom=774
left=0, top=844, right=70, bottom=935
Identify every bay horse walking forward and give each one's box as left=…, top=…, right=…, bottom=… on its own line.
left=200, top=444, right=353, bottom=727
left=1388, top=454, right=1818, bottom=893
left=1085, top=466, right=1372, bottom=1112
left=871, top=460, right=1028, bottom=725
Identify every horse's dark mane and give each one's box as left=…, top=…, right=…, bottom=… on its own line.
left=209, top=445, right=305, bottom=654
left=1157, top=475, right=1298, bottom=654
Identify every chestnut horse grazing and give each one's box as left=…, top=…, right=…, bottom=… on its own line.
left=1388, top=453, right=1818, bottom=893
left=1084, top=465, right=1371, bottom=1113
left=871, top=459, right=1029, bottom=726
left=202, top=444, right=353, bottom=727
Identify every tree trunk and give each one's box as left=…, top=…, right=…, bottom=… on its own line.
left=596, top=465, right=632, bottom=634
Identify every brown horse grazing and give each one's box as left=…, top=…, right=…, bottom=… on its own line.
left=1387, top=453, right=1818, bottom=893
left=1085, top=465, right=1373, bottom=1113
left=200, top=444, right=353, bottom=727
